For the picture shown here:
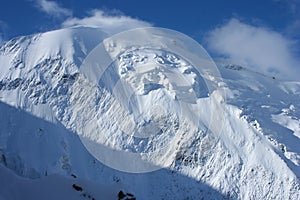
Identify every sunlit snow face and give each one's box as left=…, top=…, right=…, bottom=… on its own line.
left=79, top=27, right=226, bottom=173
left=114, top=48, right=204, bottom=140
left=108, top=49, right=185, bottom=140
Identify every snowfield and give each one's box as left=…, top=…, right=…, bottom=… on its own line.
left=0, top=26, right=299, bottom=199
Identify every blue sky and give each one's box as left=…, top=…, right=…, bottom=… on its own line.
left=1, top=0, right=299, bottom=40
left=0, top=0, right=300, bottom=79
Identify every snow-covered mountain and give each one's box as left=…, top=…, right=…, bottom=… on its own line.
left=0, top=26, right=299, bottom=199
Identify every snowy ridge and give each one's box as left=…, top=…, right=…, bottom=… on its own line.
left=0, top=26, right=299, bottom=199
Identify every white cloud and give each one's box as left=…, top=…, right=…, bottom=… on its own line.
left=62, top=10, right=152, bottom=35
left=35, top=0, right=71, bottom=18
left=206, top=18, right=300, bottom=80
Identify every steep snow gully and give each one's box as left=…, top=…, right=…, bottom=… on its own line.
left=0, top=26, right=299, bottom=199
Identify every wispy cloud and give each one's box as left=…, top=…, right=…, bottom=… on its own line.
left=274, top=0, right=300, bottom=38
left=35, top=0, right=71, bottom=18
left=206, top=18, right=300, bottom=80
left=0, top=20, right=7, bottom=44
left=274, top=0, right=300, bottom=15
left=62, top=9, right=152, bottom=35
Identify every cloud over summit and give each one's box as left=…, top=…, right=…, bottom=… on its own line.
left=206, top=18, right=300, bottom=80
left=62, top=10, right=152, bottom=35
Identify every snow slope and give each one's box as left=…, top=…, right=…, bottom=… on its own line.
left=0, top=26, right=299, bottom=199
left=0, top=164, right=126, bottom=200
